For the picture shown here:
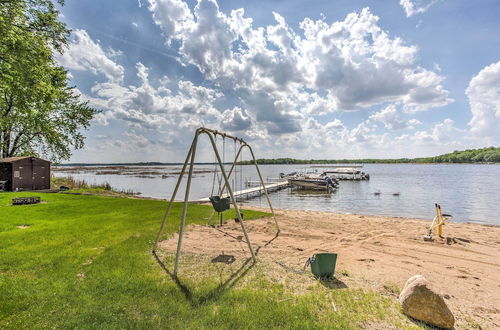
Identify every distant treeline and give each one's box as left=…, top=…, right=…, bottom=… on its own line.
left=56, top=147, right=499, bottom=166
left=236, top=147, right=500, bottom=165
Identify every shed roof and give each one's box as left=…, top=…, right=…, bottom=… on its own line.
left=0, top=156, right=50, bottom=163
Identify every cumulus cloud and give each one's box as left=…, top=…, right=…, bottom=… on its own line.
left=413, top=118, right=462, bottom=144
left=59, top=1, right=464, bottom=161
left=301, top=9, right=452, bottom=111
left=370, top=104, right=417, bottom=130
left=147, top=0, right=452, bottom=131
left=82, top=62, right=223, bottom=130
left=400, top=0, right=438, bottom=17
left=147, top=0, right=194, bottom=44
left=83, top=130, right=171, bottom=162
left=56, top=29, right=125, bottom=82
left=220, top=107, right=253, bottom=131
left=466, top=61, right=500, bottom=140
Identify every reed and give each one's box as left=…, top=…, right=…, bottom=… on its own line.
left=51, top=176, right=136, bottom=195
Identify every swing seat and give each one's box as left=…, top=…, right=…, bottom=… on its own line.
left=209, top=196, right=231, bottom=212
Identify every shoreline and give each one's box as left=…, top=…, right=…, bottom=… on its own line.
left=53, top=162, right=500, bottom=167
left=51, top=162, right=500, bottom=226
left=252, top=205, right=500, bottom=227
left=160, top=207, right=500, bottom=328
left=57, top=191, right=500, bottom=227
left=188, top=202, right=500, bottom=227
left=43, top=188, right=499, bottom=227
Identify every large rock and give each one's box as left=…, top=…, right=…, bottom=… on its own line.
left=399, top=275, right=455, bottom=329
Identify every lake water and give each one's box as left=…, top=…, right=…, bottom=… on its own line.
left=53, top=164, right=500, bottom=225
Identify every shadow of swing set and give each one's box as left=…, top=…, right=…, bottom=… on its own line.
left=152, top=127, right=280, bottom=277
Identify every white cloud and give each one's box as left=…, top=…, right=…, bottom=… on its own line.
left=408, top=118, right=422, bottom=127
left=414, top=118, right=462, bottom=143
left=220, top=107, right=253, bottom=131
left=148, top=0, right=194, bottom=44
left=400, top=0, right=438, bottom=17
left=325, top=119, right=344, bottom=131
left=83, top=130, right=169, bottom=162
left=56, top=29, right=125, bottom=82
left=61, top=1, right=467, bottom=161
left=81, top=62, right=224, bottom=130
left=370, top=104, right=421, bottom=130
left=147, top=1, right=452, bottom=131
left=300, top=93, right=338, bottom=116
left=466, top=61, right=500, bottom=141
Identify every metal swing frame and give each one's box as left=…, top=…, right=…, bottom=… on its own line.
left=153, top=127, right=280, bottom=276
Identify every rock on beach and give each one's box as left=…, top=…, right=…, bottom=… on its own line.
left=399, top=275, right=455, bottom=329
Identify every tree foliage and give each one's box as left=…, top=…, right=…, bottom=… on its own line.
left=0, top=0, right=98, bottom=161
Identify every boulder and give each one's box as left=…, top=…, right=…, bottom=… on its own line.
left=399, top=275, right=455, bottom=329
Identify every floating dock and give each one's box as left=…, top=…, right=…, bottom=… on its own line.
left=245, top=177, right=283, bottom=187
left=198, top=180, right=289, bottom=202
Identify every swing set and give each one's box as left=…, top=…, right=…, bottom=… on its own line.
left=152, top=127, right=280, bottom=276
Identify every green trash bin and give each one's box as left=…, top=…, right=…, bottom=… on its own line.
left=307, top=253, right=337, bottom=279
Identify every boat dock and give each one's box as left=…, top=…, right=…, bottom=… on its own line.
left=310, top=165, right=370, bottom=180
left=197, top=180, right=289, bottom=202
left=245, top=177, right=283, bottom=187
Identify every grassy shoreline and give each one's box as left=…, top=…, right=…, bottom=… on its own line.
left=0, top=192, right=439, bottom=328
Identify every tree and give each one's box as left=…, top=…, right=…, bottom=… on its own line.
left=0, top=0, right=98, bottom=161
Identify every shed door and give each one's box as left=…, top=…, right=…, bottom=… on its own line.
left=16, top=164, right=33, bottom=190
left=0, top=163, right=12, bottom=191
left=32, top=165, right=49, bottom=190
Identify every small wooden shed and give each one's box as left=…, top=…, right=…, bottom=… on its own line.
left=0, top=156, right=51, bottom=191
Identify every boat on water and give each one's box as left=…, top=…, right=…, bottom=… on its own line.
left=311, top=165, right=370, bottom=180
left=280, top=170, right=339, bottom=191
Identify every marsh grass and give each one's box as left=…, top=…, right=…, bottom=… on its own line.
left=0, top=192, right=425, bottom=329
left=51, top=175, right=136, bottom=196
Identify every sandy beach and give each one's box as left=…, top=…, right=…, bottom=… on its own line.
left=159, top=208, right=500, bottom=328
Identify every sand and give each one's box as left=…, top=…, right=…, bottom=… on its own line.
left=159, top=208, right=500, bottom=328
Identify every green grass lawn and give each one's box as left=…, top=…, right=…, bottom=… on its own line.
left=0, top=192, right=422, bottom=329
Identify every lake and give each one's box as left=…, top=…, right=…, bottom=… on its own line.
left=53, top=164, right=500, bottom=225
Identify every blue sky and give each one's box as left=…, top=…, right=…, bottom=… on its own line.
left=56, top=0, right=500, bottom=162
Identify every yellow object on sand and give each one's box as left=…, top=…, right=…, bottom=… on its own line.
left=424, top=203, right=452, bottom=240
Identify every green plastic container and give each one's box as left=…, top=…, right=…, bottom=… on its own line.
left=309, top=253, right=337, bottom=279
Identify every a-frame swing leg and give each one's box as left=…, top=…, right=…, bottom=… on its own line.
left=173, top=133, right=199, bottom=276
left=153, top=136, right=197, bottom=253
left=247, top=145, right=280, bottom=234
left=206, top=133, right=256, bottom=262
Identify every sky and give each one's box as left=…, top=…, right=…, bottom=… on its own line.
left=55, top=0, right=500, bottom=162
